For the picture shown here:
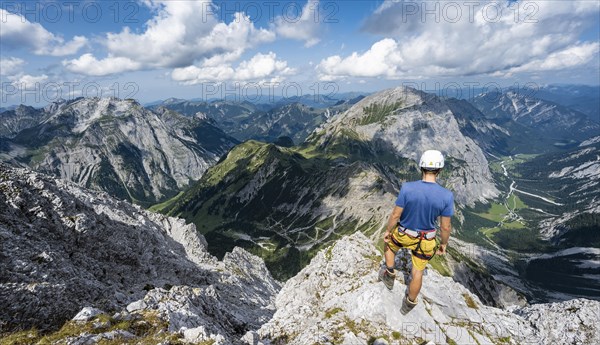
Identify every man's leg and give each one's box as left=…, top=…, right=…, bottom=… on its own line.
left=384, top=243, right=396, bottom=269
left=408, top=266, right=424, bottom=302
left=379, top=243, right=398, bottom=290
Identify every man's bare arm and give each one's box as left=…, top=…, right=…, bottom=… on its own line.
left=437, top=216, right=452, bottom=254
left=383, top=206, right=403, bottom=243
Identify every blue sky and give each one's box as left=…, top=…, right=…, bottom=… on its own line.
left=1, top=0, right=599, bottom=106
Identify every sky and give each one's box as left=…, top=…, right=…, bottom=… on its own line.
left=1, top=0, right=599, bottom=106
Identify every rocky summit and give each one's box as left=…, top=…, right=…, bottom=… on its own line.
left=254, top=232, right=600, bottom=345
left=310, top=86, right=499, bottom=205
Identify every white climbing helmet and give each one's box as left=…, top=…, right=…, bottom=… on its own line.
left=419, top=150, right=445, bottom=170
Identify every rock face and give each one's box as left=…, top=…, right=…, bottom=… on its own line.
left=0, top=97, right=237, bottom=205
left=515, top=298, right=600, bottom=345
left=0, top=105, right=46, bottom=138
left=254, top=232, right=600, bottom=345
left=311, top=86, right=499, bottom=205
left=0, top=163, right=279, bottom=341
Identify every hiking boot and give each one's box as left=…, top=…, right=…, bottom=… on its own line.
left=400, top=295, right=418, bottom=315
left=378, top=266, right=396, bottom=290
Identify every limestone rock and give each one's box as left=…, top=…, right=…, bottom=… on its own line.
left=72, top=307, right=104, bottom=322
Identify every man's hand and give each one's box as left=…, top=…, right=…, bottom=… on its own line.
left=383, top=230, right=391, bottom=243
left=436, top=243, right=447, bottom=255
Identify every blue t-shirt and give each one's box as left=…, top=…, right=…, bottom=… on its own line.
left=395, top=180, right=454, bottom=231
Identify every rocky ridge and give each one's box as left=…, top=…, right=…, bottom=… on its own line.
left=0, top=97, right=237, bottom=205
left=470, top=90, right=599, bottom=142
left=0, top=163, right=279, bottom=343
left=0, top=105, right=46, bottom=138
left=157, top=99, right=354, bottom=144
left=254, top=232, right=600, bottom=345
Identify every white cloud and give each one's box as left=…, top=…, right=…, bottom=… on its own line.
left=0, top=9, right=86, bottom=56
left=317, top=39, right=402, bottom=80
left=62, top=54, right=142, bottom=76
left=273, top=0, right=321, bottom=47
left=319, top=1, right=600, bottom=80
left=509, top=42, right=600, bottom=73
left=0, top=57, right=25, bottom=76
left=64, top=1, right=275, bottom=76
left=171, top=52, right=295, bottom=84
left=9, top=74, right=49, bottom=89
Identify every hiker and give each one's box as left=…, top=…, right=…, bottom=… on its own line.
left=379, top=149, right=454, bottom=314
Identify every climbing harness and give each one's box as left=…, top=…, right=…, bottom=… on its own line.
left=390, top=225, right=440, bottom=261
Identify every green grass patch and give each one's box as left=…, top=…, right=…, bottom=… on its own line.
left=367, top=336, right=391, bottom=345
left=324, top=245, right=334, bottom=261
left=315, top=216, right=334, bottom=231
left=463, top=293, right=478, bottom=309
left=325, top=307, right=343, bottom=318
left=480, top=227, right=501, bottom=236
left=480, top=221, right=525, bottom=239
left=507, top=194, right=527, bottom=210
left=503, top=220, right=525, bottom=229
left=203, top=140, right=271, bottom=187
left=148, top=191, right=184, bottom=212
left=3, top=311, right=187, bottom=345
left=474, top=194, right=528, bottom=241
left=501, top=154, right=539, bottom=169
left=0, top=329, right=40, bottom=345
left=476, top=202, right=508, bottom=222
left=358, top=101, right=403, bottom=126
left=498, top=336, right=511, bottom=343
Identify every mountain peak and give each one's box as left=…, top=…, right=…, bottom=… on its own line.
left=311, top=86, right=499, bottom=205
left=2, top=97, right=237, bottom=205
left=163, top=97, right=186, bottom=104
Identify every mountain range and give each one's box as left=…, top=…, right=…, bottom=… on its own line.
left=534, top=84, right=600, bottom=123
left=0, top=97, right=237, bottom=206
left=470, top=90, right=598, bottom=152
left=152, top=95, right=364, bottom=144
